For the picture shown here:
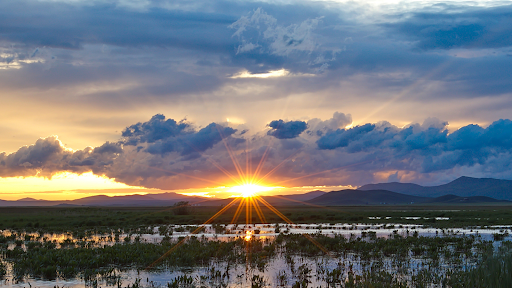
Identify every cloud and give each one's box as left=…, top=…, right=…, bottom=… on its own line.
left=0, top=136, right=120, bottom=178
left=3, top=1, right=512, bottom=189
left=121, top=114, right=237, bottom=156
left=267, top=119, right=308, bottom=139
left=5, top=113, right=512, bottom=189
left=307, top=112, right=353, bottom=135
left=229, top=68, right=317, bottom=78
left=229, top=8, right=338, bottom=70
left=316, top=118, right=512, bottom=175
left=229, top=69, right=290, bottom=78
left=145, top=122, right=237, bottom=156
left=122, top=114, right=191, bottom=145
left=388, top=5, right=512, bottom=50
left=0, top=0, right=237, bottom=51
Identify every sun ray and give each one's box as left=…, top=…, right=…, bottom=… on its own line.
left=357, top=60, right=455, bottom=125
left=251, top=138, right=274, bottom=183
left=216, top=124, right=248, bottom=183
left=267, top=157, right=384, bottom=187
left=255, top=151, right=299, bottom=185
left=143, top=164, right=225, bottom=186
left=231, top=198, right=246, bottom=224
left=271, top=195, right=352, bottom=215
left=251, top=197, right=267, bottom=223
left=255, top=195, right=334, bottom=258
left=146, top=121, right=360, bottom=270
left=180, top=138, right=244, bottom=186
left=95, top=196, right=219, bottom=233
left=146, top=197, right=240, bottom=269
left=246, top=138, right=250, bottom=184
left=246, top=195, right=250, bottom=225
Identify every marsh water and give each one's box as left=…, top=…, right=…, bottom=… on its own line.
left=1, top=222, right=511, bottom=287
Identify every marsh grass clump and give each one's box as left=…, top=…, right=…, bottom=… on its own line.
left=167, top=275, right=194, bottom=287
left=443, top=241, right=512, bottom=288
left=4, top=236, right=252, bottom=281
left=0, top=260, right=6, bottom=278
left=251, top=274, right=266, bottom=288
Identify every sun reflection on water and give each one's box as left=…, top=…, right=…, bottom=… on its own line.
left=244, top=230, right=253, bottom=241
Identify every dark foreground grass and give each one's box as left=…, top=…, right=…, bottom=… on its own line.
left=2, top=205, right=512, bottom=233
left=444, top=241, right=512, bottom=287
left=1, top=231, right=511, bottom=287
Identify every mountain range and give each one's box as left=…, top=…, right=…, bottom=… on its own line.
left=358, top=176, right=512, bottom=200
left=2, top=176, right=512, bottom=206
left=0, top=192, right=206, bottom=207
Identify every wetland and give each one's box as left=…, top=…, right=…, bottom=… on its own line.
left=1, top=205, right=512, bottom=287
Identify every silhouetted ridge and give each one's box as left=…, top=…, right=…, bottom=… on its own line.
left=358, top=176, right=512, bottom=200
left=308, top=189, right=428, bottom=205
left=426, top=194, right=508, bottom=204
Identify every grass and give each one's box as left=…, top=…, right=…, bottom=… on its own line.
left=2, top=205, right=512, bottom=233
left=0, top=230, right=506, bottom=287
left=3, top=205, right=512, bottom=286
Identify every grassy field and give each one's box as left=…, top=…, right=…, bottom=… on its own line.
left=2, top=204, right=512, bottom=287
left=1, top=204, right=512, bottom=232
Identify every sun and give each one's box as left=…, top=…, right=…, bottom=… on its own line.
left=228, top=184, right=274, bottom=198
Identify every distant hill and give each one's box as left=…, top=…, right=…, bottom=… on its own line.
left=0, top=192, right=207, bottom=207
left=198, top=191, right=327, bottom=207
left=358, top=176, right=512, bottom=200
left=67, top=193, right=204, bottom=206
left=202, top=188, right=508, bottom=207
left=264, top=190, right=327, bottom=205
left=358, top=182, right=427, bottom=194
left=4, top=177, right=512, bottom=207
left=0, top=198, right=59, bottom=207
left=425, top=194, right=510, bottom=204
left=307, top=189, right=428, bottom=206
left=0, top=191, right=327, bottom=207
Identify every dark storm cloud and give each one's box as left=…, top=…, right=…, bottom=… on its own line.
left=2, top=0, right=512, bottom=109
left=0, top=0, right=353, bottom=108
left=122, top=114, right=191, bottom=145
left=121, top=114, right=237, bottom=156
left=145, top=123, right=237, bottom=156
left=388, top=5, right=512, bottom=50
left=316, top=118, right=512, bottom=174
left=267, top=120, right=308, bottom=139
left=317, top=123, right=378, bottom=151
left=0, top=0, right=236, bottom=51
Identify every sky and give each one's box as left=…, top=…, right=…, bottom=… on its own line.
left=2, top=0, right=512, bottom=200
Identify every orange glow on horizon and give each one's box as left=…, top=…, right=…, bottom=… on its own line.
left=0, top=172, right=159, bottom=201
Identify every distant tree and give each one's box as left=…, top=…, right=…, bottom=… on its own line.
left=173, top=201, right=190, bottom=215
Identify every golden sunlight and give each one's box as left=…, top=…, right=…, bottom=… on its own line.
left=228, top=184, right=275, bottom=198
left=0, top=172, right=156, bottom=200
left=244, top=230, right=253, bottom=241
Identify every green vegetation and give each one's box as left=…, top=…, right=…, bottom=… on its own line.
left=6, top=238, right=242, bottom=280
left=1, top=226, right=510, bottom=287
left=0, top=260, right=6, bottom=278
left=2, top=205, right=512, bottom=287
left=2, top=205, right=512, bottom=233
left=172, top=201, right=190, bottom=215
left=444, top=241, right=512, bottom=287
